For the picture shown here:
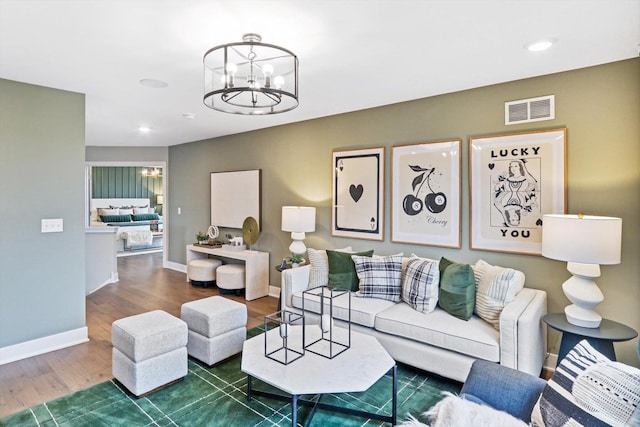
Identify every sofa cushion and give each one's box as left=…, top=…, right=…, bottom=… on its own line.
left=307, top=247, right=352, bottom=288
left=531, top=340, right=640, bottom=427
left=374, top=303, right=500, bottom=362
left=353, top=253, right=403, bottom=302
left=402, top=256, right=440, bottom=314
left=438, top=257, right=476, bottom=320
left=327, top=249, right=374, bottom=291
left=472, top=260, right=525, bottom=330
left=291, top=289, right=395, bottom=328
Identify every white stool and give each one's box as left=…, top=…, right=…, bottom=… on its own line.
left=180, top=296, right=247, bottom=366
left=188, top=258, right=222, bottom=287
left=216, top=264, right=245, bottom=295
left=112, top=310, right=188, bottom=397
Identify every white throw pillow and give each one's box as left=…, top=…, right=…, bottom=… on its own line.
left=98, top=208, right=119, bottom=217
left=307, top=246, right=352, bottom=288
left=119, top=208, right=134, bottom=215
left=402, top=255, right=440, bottom=314
left=133, top=207, right=151, bottom=214
left=472, top=259, right=525, bottom=330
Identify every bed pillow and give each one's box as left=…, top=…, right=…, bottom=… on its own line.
left=472, top=259, right=525, bottom=330
left=327, top=249, right=373, bottom=291
left=119, top=208, right=134, bottom=215
left=133, top=207, right=152, bottom=214
left=353, top=253, right=403, bottom=302
left=99, top=214, right=132, bottom=223
left=307, top=247, right=352, bottom=288
left=437, top=257, right=475, bottom=320
left=402, top=256, right=440, bottom=313
left=132, top=213, right=160, bottom=221
left=98, top=208, right=119, bottom=217
left=531, top=340, right=640, bottom=426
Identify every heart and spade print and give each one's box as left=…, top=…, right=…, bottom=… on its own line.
left=333, top=148, right=383, bottom=240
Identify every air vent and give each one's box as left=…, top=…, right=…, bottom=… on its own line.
left=505, top=95, right=554, bottom=125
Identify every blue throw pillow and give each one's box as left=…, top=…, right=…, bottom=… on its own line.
left=132, top=213, right=160, bottom=221
left=100, top=214, right=132, bottom=223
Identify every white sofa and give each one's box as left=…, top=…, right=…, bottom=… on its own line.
left=280, top=258, right=547, bottom=383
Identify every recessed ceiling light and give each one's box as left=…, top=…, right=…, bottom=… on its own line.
left=182, top=113, right=196, bottom=119
left=139, top=78, right=168, bottom=88
left=138, top=126, right=151, bottom=133
left=525, top=38, right=557, bottom=52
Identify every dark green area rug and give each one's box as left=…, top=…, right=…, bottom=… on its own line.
left=1, top=328, right=460, bottom=426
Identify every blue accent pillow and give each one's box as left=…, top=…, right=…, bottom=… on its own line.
left=132, top=213, right=160, bottom=221
left=100, top=214, right=132, bottom=223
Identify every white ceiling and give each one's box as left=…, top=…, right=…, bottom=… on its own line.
left=1, top=0, right=638, bottom=147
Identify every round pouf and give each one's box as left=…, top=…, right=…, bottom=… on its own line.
left=216, top=264, right=245, bottom=295
left=188, top=258, right=222, bottom=288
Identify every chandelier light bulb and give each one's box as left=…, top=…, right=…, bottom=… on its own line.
left=262, top=64, right=274, bottom=75
left=274, top=75, right=285, bottom=89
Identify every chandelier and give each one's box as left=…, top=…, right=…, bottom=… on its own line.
left=141, top=167, right=162, bottom=178
left=203, top=33, right=299, bottom=115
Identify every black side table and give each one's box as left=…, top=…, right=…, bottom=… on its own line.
left=543, top=313, right=637, bottom=365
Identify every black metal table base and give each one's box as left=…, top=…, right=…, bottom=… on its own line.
left=247, top=365, right=397, bottom=426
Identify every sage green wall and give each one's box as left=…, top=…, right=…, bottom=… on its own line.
left=85, top=146, right=168, bottom=163
left=91, top=166, right=163, bottom=208
left=0, top=79, right=86, bottom=347
left=169, top=59, right=639, bottom=366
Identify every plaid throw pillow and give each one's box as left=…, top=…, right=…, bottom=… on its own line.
left=402, top=256, right=440, bottom=313
left=352, top=254, right=403, bottom=302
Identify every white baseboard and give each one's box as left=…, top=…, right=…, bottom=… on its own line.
left=0, top=327, right=89, bottom=365
left=269, top=285, right=280, bottom=299
left=165, top=261, right=187, bottom=273
left=543, top=352, right=558, bottom=373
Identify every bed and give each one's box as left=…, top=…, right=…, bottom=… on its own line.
left=90, top=198, right=163, bottom=251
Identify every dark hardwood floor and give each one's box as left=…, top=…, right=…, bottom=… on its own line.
left=0, top=252, right=278, bottom=418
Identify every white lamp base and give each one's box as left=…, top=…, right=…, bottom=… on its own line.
left=562, top=262, right=603, bottom=328
left=288, top=231, right=306, bottom=255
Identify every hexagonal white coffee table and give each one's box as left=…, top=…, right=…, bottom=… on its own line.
left=241, top=325, right=397, bottom=426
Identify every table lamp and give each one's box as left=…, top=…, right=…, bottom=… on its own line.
left=541, top=214, right=622, bottom=328
left=281, top=206, right=316, bottom=255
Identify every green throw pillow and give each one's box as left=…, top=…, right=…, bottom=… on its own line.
left=438, top=257, right=476, bottom=320
left=327, top=249, right=374, bottom=291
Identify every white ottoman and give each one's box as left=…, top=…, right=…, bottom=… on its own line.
left=112, top=310, right=188, bottom=397
left=216, top=263, right=245, bottom=295
left=180, top=296, right=247, bottom=366
left=188, top=258, right=223, bottom=287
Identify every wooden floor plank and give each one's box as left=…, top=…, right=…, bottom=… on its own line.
left=0, top=252, right=278, bottom=417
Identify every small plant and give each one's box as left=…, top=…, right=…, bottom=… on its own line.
left=288, top=254, right=304, bottom=264
left=196, top=231, right=208, bottom=242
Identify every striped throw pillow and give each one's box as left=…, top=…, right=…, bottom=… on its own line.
left=401, top=256, right=440, bottom=313
left=307, top=247, right=351, bottom=288
left=353, top=254, right=403, bottom=302
left=531, top=340, right=640, bottom=426
left=472, top=260, right=524, bottom=330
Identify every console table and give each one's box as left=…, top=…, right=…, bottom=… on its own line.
left=186, top=245, right=269, bottom=301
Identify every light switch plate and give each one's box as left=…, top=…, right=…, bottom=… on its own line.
left=42, top=218, right=63, bottom=233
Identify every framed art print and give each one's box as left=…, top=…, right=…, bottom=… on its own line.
left=332, top=147, right=384, bottom=240
left=469, top=128, right=567, bottom=255
left=391, top=139, right=461, bottom=248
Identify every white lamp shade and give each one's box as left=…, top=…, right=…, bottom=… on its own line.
left=542, top=214, right=622, bottom=265
left=156, top=195, right=163, bottom=204
left=281, top=206, right=316, bottom=232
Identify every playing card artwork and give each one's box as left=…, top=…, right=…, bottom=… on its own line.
left=470, top=129, right=567, bottom=255
left=332, top=147, right=384, bottom=240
